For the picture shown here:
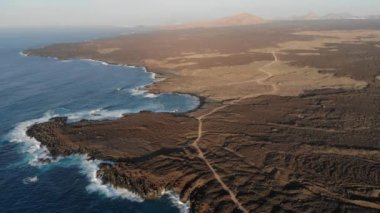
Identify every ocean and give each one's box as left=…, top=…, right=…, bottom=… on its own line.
left=0, top=27, right=199, bottom=213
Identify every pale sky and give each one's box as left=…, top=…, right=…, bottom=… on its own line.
left=1, top=0, right=380, bottom=27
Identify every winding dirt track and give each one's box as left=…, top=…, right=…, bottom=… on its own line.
left=191, top=52, right=278, bottom=213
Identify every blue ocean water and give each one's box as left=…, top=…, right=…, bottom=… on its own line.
left=0, top=28, right=199, bottom=213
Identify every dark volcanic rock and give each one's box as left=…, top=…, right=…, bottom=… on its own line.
left=26, top=85, right=380, bottom=212
left=26, top=112, right=199, bottom=161
left=25, top=21, right=380, bottom=212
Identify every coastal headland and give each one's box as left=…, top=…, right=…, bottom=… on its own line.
left=26, top=20, right=380, bottom=212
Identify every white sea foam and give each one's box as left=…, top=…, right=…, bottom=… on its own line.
left=162, top=190, right=190, bottom=213
left=144, top=93, right=158, bottom=98
left=65, top=108, right=132, bottom=123
left=78, top=156, right=143, bottom=202
left=9, top=55, right=193, bottom=208
left=8, top=111, right=59, bottom=166
left=83, top=59, right=105, bottom=65
left=22, top=50, right=157, bottom=83
left=8, top=110, right=192, bottom=207
left=141, top=67, right=156, bottom=81
left=60, top=59, right=73, bottom=63
left=129, top=87, right=158, bottom=98
left=8, top=110, right=144, bottom=202
left=150, top=72, right=156, bottom=79
left=115, top=87, right=123, bottom=92
left=7, top=108, right=133, bottom=166
left=125, top=66, right=165, bottom=99
left=130, top=87, right=145, bottom=96
left=82, top=59, right=113, bottom=66
left=56, top=56, right=160, bottom=100
left=23, top=176, right=38, bottom=184
left=19, top=51, right=28, bottom=57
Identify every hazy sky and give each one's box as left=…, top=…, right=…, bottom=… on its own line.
left=1, top=0, right=380, bottom=27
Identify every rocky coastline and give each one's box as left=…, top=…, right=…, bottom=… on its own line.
left=25, top=20, right=380, bottom=212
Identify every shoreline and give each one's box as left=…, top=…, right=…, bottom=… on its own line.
left=9, top=116, right=190, bottom=209
left=20, top=51, right=206, bottom=212
left=17, top=50, right=202, bottom=211
left=21, top=112, right=197, bottom=209
left=20, top=23, right=380, bottom=212
left=21, top=50, right=206, bottom=115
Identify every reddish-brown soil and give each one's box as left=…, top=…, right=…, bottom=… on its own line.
left=26, top=20, right=380, bottom=212
left=27, top=86, right=380, bottom=212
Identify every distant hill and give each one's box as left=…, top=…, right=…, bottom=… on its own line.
left=303, top=12, right=320, bottom=20
left=290, top=12, right=367, bottom=21
left=290, top=12, right=320, bottom=20
left=163, top=13, right=265, bottom=30
left=323, top=13, right=357, bottom=20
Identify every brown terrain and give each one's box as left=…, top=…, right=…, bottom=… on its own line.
left=163, top=13, right=265, bottom=30
left=25, top=19, right=380, bottom=212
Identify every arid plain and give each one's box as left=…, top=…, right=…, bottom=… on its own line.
left=27, top=20, right=379, bottom=212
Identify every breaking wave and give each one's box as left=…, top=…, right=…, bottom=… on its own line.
left=129, top=87, right=158, bottom=98
left=83, top=59, right=110, bottom=66
left=22, top=176, right=38, bottom=184
left=7, top=111, right=143, bottom=202
left=66, top=108, right=132, bottom=123
left=7, top=54, right=197, bottom=211
left=162, top=190, right=190, bottom=213
left=7, top=107, right=189, bottom=208
left=8, top=111, right=60, bottom=167
left=79, top=156, right=143, bottom=202
left=19, top=51, right=28, bottom=57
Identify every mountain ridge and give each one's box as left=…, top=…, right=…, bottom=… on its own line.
left=163, top=13, right=265, bottom=30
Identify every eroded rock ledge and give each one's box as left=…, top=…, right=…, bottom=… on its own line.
left=27, top=86, right=380, bottom=212
left=27, top=112, right=199, bottom=161
left=25, top=20, right=380, bottom=212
